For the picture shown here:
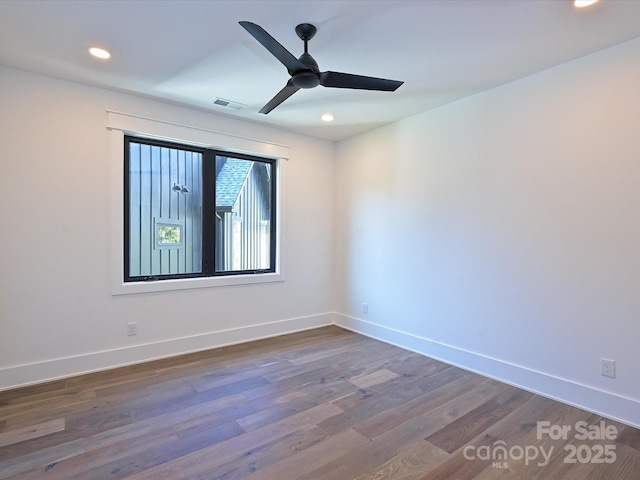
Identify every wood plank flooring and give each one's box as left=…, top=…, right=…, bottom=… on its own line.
left=1, top=326, right=638, bottom=479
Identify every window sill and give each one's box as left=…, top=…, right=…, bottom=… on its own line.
left=112, top=271, right=285, bottom=296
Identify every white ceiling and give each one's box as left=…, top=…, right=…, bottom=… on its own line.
left=1, top=0, right=640, bottom=142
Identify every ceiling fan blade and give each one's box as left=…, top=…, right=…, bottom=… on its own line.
left=239, top=21, right=308, bottom=75
left=320, top=71, right=403, bottom=91
left=259, top=80, right=301, bottom=114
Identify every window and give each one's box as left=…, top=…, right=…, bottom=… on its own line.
left=124, top=136, right=276, bottom=282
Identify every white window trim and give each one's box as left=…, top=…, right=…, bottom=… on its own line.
left=108, top=110, right=287, bottom=295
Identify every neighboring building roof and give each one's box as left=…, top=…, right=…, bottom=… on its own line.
left=216, top=157, right=252, bottom=209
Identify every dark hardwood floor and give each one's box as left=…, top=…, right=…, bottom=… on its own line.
left=1, top=326, right=639, bottom=479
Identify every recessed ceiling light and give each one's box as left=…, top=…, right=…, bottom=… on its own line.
left=88, top=47, right=111, bottom=59
left=574, top=0, right=599, bottom=7
left=321, top=114, right=335, bottom=122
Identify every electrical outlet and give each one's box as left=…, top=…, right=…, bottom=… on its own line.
left=601, top=358, right=615, bottom=378
left=362, top=303, right=369, bottom=314
left=127, top=322, right=138, bottom=336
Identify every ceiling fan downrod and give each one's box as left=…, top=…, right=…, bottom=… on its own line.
left=293, top=23, right=320, bottom=88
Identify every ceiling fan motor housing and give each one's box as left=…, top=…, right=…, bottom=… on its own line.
left=292, top=71, right=320, bottom=88
left=292, top=52, right=320, bottom=88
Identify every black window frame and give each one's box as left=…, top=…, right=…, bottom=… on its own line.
left=124, top=135, right=277, bottom=283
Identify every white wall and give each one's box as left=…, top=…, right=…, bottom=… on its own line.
left=0, top=66, right=335, bottom=388
left=334, top=37, right=640, bottom=427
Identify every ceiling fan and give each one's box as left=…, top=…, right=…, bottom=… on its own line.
left=239, top=21, right=404, bottom=114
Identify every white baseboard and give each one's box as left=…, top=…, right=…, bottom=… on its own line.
left=5, top=311, right=639, bottom=430
left=334, top=313, right=640, bottom=429
left=0, top=313, right=334, bottom=392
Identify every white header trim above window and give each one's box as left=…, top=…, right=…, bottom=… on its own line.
left=106, top=110, right=290, bottom=160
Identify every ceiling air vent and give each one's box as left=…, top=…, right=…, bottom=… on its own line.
left=213, top=97, right=247, bottom=110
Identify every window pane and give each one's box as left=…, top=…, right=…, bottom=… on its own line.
left=125, top=136, right=276, bottom=283
left=215, top=156, right=272, bottom=272
left=127, top=141, right=203, bottom=278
